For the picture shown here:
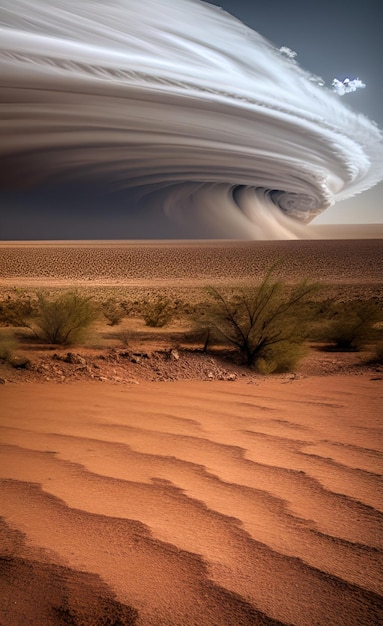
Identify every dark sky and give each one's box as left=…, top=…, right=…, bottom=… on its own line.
left=210, top=0, right=382, bottom=124
left=0, top=0, right=382, bottom=239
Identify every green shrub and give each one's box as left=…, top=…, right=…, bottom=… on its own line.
left=34, top=292, right=98, bottom=345
left=196, top=265, right=319, bottom=370
left=141, top=296, right=173, bottom=327
left=254, top=343, right=307, bottom=374
left=321, top=300, right=382, bottom=351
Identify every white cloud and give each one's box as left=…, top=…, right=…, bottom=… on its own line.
left=331, top=78, right=366, bottom=96
left=279, top=46, right=297, bottom=60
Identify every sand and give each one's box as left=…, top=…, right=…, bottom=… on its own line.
left=0, top=239, right=382, bottom=624
left=0, top=376, right=382, bottom=625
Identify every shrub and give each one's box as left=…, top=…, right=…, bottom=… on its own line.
left=141, top=296, right=173, bottom=327
left=102, top=298, right=126, bottom=326
left=34, top=292, right=98, bottom=345
left=197, top=266, right=319, bottom=370
left=321, top=300, right=382, bottom=351
left=254, top=342, right=308, bottom=374
left=0, top=290, right=36, bottom=327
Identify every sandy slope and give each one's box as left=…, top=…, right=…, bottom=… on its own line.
left=0, top=376, right=382, bottom=625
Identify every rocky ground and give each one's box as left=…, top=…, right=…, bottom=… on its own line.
left=1, top=343, right=382, bottom=386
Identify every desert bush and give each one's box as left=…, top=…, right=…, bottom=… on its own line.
left=101, top=298, right=126, bottom=326
left=0, top=290, right=36, bottom=327
left=196, top=266, right=319, bottom=370
left=254, top=343, right=307, bottom=374
left=34, top=291, right=98, bottom=345
left=320, top=300, right=382, bottom=351
left=141, top=296, right=174, bottom=327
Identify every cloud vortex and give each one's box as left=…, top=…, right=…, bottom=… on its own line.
left=1, top=0, right=382, bottom=238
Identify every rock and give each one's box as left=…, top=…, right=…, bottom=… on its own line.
left=64, top=353, right=86, bottom=365
left=130, top=356, right=141, bottom=364
left=10, top=356, right=31, bottom=369
left=227, top=373, right=237, bottom=381
left=207, top=371, right=214, bottom=379
left=170, top=349, right=180, bottom=361
left=0, top=378, right=5, bottom=384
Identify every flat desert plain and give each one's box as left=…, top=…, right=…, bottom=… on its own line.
left=0, top=240, right=382, bottom=626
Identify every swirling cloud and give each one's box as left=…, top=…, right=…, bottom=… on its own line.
left=1, top=0, right=382, bottom=239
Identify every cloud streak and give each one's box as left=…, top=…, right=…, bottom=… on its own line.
left=0, top=0, right=382, bottom=239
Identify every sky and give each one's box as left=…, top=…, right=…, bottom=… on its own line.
left=0, top=0, right=382, bottom=239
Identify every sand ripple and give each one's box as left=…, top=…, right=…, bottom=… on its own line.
left=0, top=376, right=382, bottom=625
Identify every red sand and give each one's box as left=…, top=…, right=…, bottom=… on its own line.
left=1, top=375, right=382, bottom=625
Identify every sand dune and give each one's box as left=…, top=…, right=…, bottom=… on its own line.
left=1, top=376, right=382, bottom=625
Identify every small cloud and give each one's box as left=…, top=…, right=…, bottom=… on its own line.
left=332, top=77, right=366, bottom=96
left=278, top=45, right=367, bottom=97
left=279, top=46, right=297, bottom=60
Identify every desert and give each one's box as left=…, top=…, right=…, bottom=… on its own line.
left=0, top=239, right=382, bottom=626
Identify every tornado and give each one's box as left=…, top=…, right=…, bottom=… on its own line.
left=1, top=0, right=382, bottom=239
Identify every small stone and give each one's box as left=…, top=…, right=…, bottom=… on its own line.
left=64, top=352, right=86, bottom=365
left=0, top=378, right=5, bottom=384
left=170, top=349, right=180, bottom=361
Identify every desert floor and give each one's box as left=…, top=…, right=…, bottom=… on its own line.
left=1, top=377, right=382, bottom=625
left=0, top=240, right=382, bottom=625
